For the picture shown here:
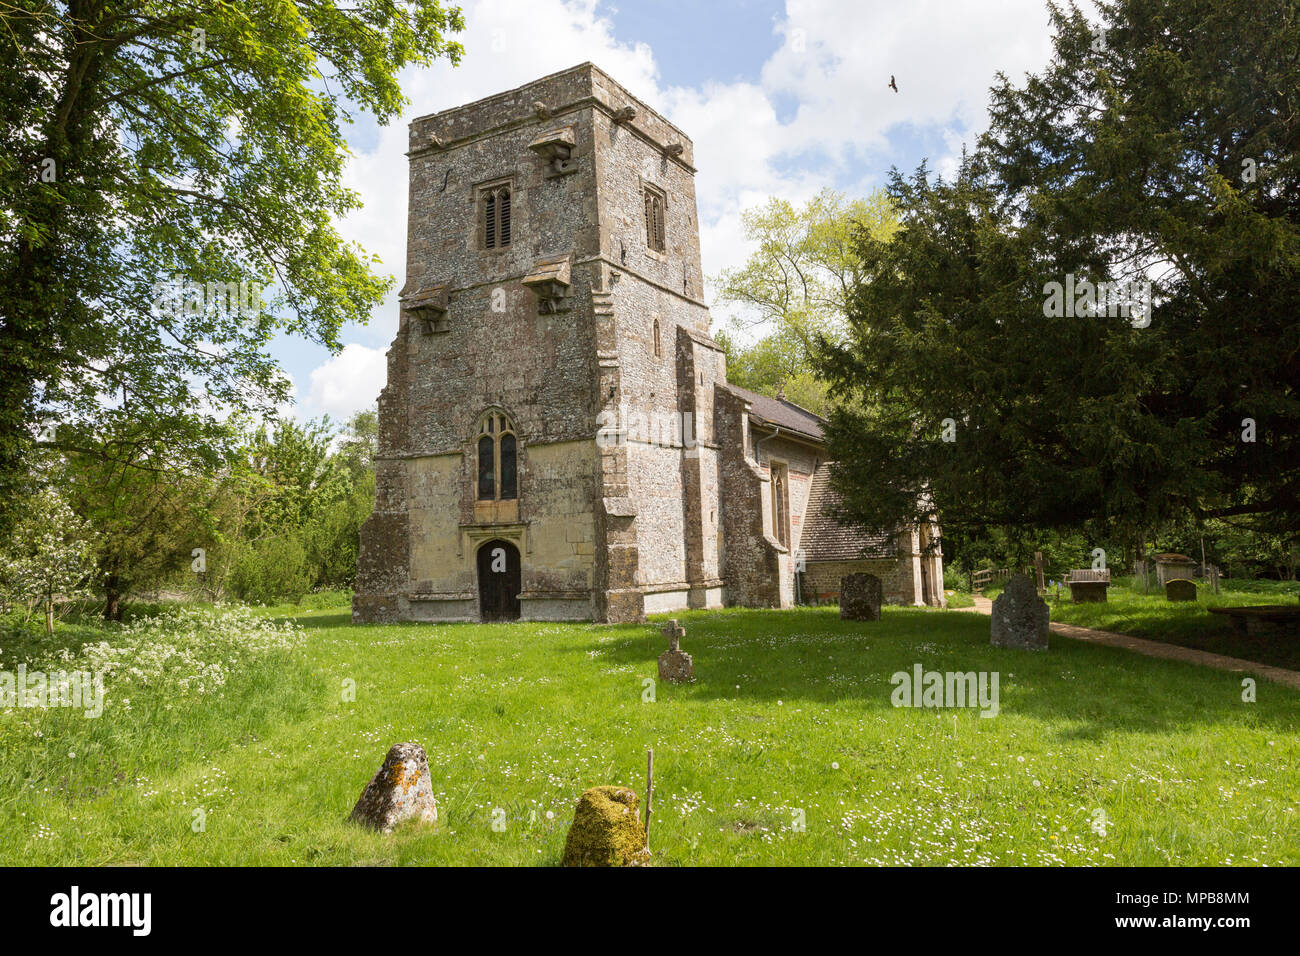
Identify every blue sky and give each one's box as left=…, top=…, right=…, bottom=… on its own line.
left=277, top=0, right=1064, bottom=423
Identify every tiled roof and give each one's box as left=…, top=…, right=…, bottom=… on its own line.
left=722, top=383, right=826, bottom=441
left=800, top=462, right=896, bottom=561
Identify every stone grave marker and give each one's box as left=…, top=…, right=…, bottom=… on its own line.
left=840, top=573, right=882, bottom=621
left=562, top=786, right=647, bottom=867
left=347, top=742, right=438, bottom=832
left=657, top=619, right=694, bottom=683
left=990, top=573, right=1050, bottom=650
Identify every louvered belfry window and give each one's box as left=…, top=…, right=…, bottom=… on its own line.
left=483, top=184, right=512, bottom=249
left=644, top=187, right=666, bottom=252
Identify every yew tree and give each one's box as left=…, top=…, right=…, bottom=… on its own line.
left=820, top=0, right=1300, bottom=551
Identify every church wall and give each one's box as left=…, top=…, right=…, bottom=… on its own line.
left=589, top=73, right=721, bottom=612
left=801, top=558, right=913, bottom=605
left=754, top=434, right=821, bottom=606
left=716, top=389, right=781, bottom=607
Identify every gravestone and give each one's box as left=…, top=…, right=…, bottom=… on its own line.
left=990, top=573, right=1050, bottom=650
left=840, top=573, right=882, bottom=621
left=657, top=619, right=694, bottom=683
left=562, top=786, right=647, bottom=867
left=347, top=742, right=439, bottom=832
left=1165, top=578, right=1197, bottom=602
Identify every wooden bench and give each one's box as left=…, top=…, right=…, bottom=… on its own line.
left=1207, top=605, right=1300, bottom=638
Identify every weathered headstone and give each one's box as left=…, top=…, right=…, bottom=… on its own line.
left=657, top=619, right=694, bottom=683
left=1165, top=578, right=1197, bottom=602
left=990, top=573, right=1050, bottom=650
left=840, top=573, right=882, bottom=621
left=562, top=785, right=647, bottom=867
left=347, top=742, right=439, bottom=832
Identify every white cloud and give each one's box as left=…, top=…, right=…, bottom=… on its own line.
left=304, top=344, right=386, bottom=420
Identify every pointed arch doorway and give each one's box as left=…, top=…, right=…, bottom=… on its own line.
left=477, top=540, right=521, bottom=622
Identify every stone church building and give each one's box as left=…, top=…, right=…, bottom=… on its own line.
left=353, top=64, right=944, bottom=624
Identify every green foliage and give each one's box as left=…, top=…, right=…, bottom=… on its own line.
left=0, top=0, right=465, bottom=534
left=820, top=0, right=1300, bottom=549
left=712, top=189, right=898, bottom=416
left=207, top=411, right=376, bottom=601
left=225, top=534, right=312, bottom=605
left=0, top=485, right=99, bottom=632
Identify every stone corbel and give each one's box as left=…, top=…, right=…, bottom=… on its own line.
left=399, top=279, right=450, bottom=334
left=528, top=125, right=577, bottom=177
left=522, top=255, right=572, bottom=314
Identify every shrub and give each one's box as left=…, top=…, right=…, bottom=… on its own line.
left=226, top=536, right=311, bottom=605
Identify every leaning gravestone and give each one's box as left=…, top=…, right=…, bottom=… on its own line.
left=658, top=619, right=694, bottom=683
left=990, top=573, right=1050, bottom=650
left=840, top=573, right=882, bottom=621
left=1165, top=578, right=1197, bottom=602
left=562, top=786, right=647, bottom=867
left=347, top=742, right=439, bottom=832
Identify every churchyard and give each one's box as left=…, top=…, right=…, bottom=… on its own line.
left=2, top=594, right=1297, bottom=866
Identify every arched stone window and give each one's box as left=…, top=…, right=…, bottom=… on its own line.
left=643, top=186, right=666, bottom=252
left=482, top=184, right=512, bottom=250
left=476, top=411, right=517, bottom=500
left=653, top=318, right=661, bottom=358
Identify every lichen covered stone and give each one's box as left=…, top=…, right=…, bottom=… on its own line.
left=990, top=574, right=1050, bottom=650
left=347, top=742, right=438, bottom=833
left=840, top=573, right=882, bottom=621
left=562, top=785, right=646, bottom=866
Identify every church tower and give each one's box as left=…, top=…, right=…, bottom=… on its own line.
left=354, top=63, right=727, bottom=624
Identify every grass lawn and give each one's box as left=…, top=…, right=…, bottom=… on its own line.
left=1047, top=577, right=1300, bottom=671
left=2, top=601, right=1298, bottom=866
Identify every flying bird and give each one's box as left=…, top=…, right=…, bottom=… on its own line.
left=889, top=75, right=899, bottom=92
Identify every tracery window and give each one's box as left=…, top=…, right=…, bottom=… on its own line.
left=476, top=411, right=517, bottom=500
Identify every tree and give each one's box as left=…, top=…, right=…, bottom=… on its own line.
left=0, top=485, right=98, bottom=634
left=0, top=0, right=465, bottom=536
left=820, top=0, right=1300, bottom=552
left=712, top=189, right=898, bottom=414
left=53, top=413, right=225, bottom=619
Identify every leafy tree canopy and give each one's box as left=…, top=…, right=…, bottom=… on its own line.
left=0, top=0, right=465, bottom=535
left=712, top=188, right=898, bottom=415
left=820, top=0, right=1300, bottom=550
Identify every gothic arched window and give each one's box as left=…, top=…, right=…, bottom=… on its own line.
left=476, top=411, right=517, bottom=500
left=653, top=319, right=661, bottom=358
